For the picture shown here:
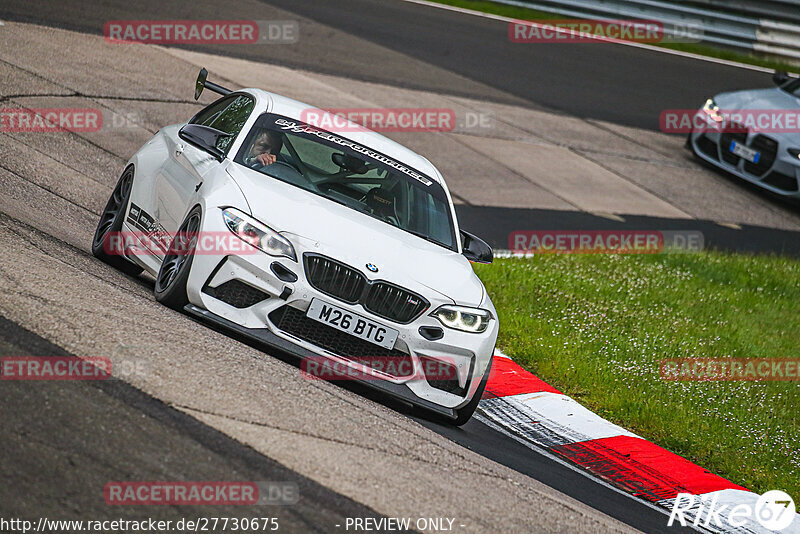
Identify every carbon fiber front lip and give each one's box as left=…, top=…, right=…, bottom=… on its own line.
left=182, top=304, right=458, bottom=420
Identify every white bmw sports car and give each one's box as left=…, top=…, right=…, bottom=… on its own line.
left=92, top=69, right=498, bottom=424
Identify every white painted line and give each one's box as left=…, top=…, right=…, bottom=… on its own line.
left=494, top=349, right=512, bottom=360
left=396, top=0, right=783, bottom=74
left=716, top=221, right=742, bottom=230
left=591, top=212, right=626, bottom=222
left=481, top=391, right=638, bottom=447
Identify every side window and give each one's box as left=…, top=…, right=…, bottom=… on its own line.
left=189, top=95, right=255, bottom=154
left=190, top=96, right=234, bottom=127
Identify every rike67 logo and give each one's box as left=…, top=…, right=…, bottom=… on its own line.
left=669, top=490, right=796, bottom=531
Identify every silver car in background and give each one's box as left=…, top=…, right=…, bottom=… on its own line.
left=688, top=71, right=800, bottom=200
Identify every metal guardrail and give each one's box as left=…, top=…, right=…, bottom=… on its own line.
left=492, top=0, right=800, bottom=66
left=688, top=0, right=800, bottom=25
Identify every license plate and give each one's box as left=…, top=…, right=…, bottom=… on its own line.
left=306, top=299, right=398, bottom=350
left=729, top=141, right=760, bottom=163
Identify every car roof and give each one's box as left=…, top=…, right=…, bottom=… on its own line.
left=243, top=88, right=444, bottom=184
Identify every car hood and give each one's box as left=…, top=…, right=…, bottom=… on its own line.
left=225, top=164, right=484, bottom=307
left=716, top=88, right=800, bottom=111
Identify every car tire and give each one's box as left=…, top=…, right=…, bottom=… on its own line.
left=92, top=167, right=144, bottom=276
left=452, top=355, right=494, bottom=426
left=154, top=206, right=202, bottom=311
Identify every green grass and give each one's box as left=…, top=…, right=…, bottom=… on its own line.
left=474, top=251, right=800, bottom=497
left=429, top=0, right=800, bottom=73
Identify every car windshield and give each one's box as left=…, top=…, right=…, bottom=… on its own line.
left=234, top=113, right=457, bottom=251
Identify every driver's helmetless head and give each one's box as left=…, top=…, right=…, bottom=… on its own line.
left=249, top=131, right=283, bottom=157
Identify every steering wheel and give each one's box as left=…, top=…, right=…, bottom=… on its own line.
left=250, top=160, right=301, bottom=174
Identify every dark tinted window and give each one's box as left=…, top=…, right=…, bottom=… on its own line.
left=189, top=94, right=254, bottom=153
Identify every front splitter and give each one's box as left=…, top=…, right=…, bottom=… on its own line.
left=183, top=304, right=458, bottom=420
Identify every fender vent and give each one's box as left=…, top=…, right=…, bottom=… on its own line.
left=204, top=280, right=269, bottom=308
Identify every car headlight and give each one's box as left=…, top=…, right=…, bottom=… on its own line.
left=222, top=207, right=296, bottom=261
left=432, top=305, right=492, bottom=333
left=789, top=148, right=800, bottom=160
left=701, top=98, right=724, bottom=123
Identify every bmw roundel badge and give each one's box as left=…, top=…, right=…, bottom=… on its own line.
left=366, top=263, right=379, bottom=273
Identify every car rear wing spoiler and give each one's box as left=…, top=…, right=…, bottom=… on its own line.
left=194, top=68, right=233, bottom=100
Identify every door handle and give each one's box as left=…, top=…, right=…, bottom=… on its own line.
left=175, top=144, right=184, bottom=157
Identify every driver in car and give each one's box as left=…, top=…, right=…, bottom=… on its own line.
left=244, top=130, right=283, bottom=167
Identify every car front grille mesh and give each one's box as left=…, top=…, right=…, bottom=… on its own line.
left=363, top=282, right=428, bottom=324
left=305, top=255, right=365, bottom=303
left=303, top=254, right=429, bottom=324
left=744, top=134, right=778, bottom=176
left=720, top=127, right=747, bottom=166
left=762, top=171, right=799, bottom=192
left=268, top=305, right=414, bottom=376
left=695, top=134, right=719, bottom=161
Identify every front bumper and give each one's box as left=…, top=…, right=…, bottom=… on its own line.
left=688, top=113, right=800, bottom=198
left=184, top=304, right=465, bottom=419
left=184, top=207, right=498, bottom=413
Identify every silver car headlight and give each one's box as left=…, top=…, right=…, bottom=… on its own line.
left=701, top=98, right=724, bottom=123
left=788, top=148, right=800, bottom=161
left=222, top=207, right=296, bottom=261
left=432, top=305, right=492, bottom=333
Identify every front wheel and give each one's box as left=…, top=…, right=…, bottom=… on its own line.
left=92, top=167, right=143, bottom=276
left=154, top=206, right=202, bottom=310
left=452, top=356, right=493, bottom=426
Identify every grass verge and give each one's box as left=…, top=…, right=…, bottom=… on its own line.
left=474, top=251, right=800, bottom=497
left=426, top=0, right=799, bottom=73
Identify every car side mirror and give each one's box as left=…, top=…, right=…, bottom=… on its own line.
left=773, top=70, right=790, bottom=87
left=460, top=230, right=493, bottom=264
left=178, top=124, right=231, bottom=162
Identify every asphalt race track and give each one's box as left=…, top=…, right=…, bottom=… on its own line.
left=0, top=316, right=390, bottom=531
left=0, top=0, right=798, bottom=532
left=0, top=0, right=771, bottom=128
left=3, top=0, right=798, bottom=253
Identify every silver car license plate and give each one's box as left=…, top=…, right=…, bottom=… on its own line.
left=306, top=298, right=398, bottom=350
left=729, top=141, right=760, bottom=163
